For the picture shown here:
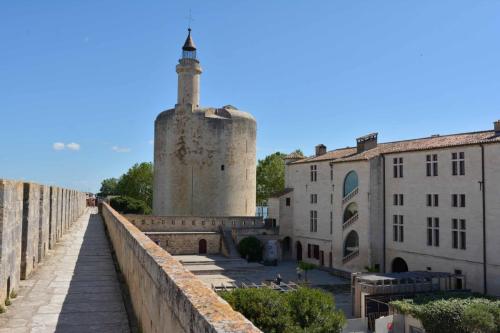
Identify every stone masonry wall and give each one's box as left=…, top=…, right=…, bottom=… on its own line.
left=0, top=180, right=23, bottom=304
left=37, top=184, right=50, bottom=263
left=145, top=232, right=221, bottom=255
left=0, top=179, right=87, bottom=305
left=21, top=182, right=40, bottom=279
left=102, top=203, right=261, bottom=333
left=125, top=214, right=263, bottom=233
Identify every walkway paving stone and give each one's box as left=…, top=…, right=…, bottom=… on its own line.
left=0, top=208, right=131, bottom=333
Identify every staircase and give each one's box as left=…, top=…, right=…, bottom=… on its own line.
left=342, top=249, right=360, bottom=264
left=220, top=226, right=240, bottom=258
left=342, top=187, right=359, bottom=205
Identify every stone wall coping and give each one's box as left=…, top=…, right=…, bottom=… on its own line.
left=103, top=203, right=261, bottom=333
left=144, top=231, right=219, bottom=235
left=125, top=214, right=263, bottom=220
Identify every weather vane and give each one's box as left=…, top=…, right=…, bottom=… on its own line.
left=186, top=9, right=194, bottom=30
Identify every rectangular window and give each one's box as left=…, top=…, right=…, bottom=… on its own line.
left=427, top=217, right=440, bottom=247
left=393, top=157, right=404, bottom=178
left=310, top=194, right=317, bottom=204
left=310, top=210, right=317, bottom=232
left=313, top=245, right=320, bottom=259
left=330, top=164, right=333, bottom=181
left=310, top=165, right=317, bottom=182
left=452, top=194, right=466, bottom=207
left=452, top=152, right=465, bottom=176
left=393, top=194, right=404, bottom=206
left=329, top=211, right=333, bottom=235
left=393, top=215, right=404, bottom=242
left=307, top=244, right=311, bottom=258
left=453, top=219, right=466, bottom=249
left=426, top=154, right=438, bottom=176
left=427, top=194, right=439, bottom=207
left=285, top=197, right=291, bottom=206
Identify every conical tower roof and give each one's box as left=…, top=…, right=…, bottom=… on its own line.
left=182, top=28, right=196, bottom=51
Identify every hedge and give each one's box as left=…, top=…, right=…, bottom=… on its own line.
left=220, top=287, right=345, bottom=333
left=390, top=293, right=500, bottom=333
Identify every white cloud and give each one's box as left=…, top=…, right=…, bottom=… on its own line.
left=53, top=142, right=65, bottom=150
left=112, top=146, right=131, bottom=153
left=66, top=142, right=80, bottom=151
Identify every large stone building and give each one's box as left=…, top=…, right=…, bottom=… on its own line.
left=153, top=29, right=257, bottom=217
left=269, top=121, right=500, bottom=296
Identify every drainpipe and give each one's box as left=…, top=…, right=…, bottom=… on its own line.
left=382, top=155, right=386, bottom=273
left=480, top=144, right=487, bottom=294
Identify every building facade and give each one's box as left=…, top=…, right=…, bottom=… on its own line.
left=153, top=30, right=257, bottom=217
left=270, top=122, right=500, bottom=295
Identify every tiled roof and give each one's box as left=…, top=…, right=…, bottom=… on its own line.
left=284, top=151, right=305, bottom=159
left=292, top=130, right=500, bottom=165
left=269, top=188, right=294, bottom=198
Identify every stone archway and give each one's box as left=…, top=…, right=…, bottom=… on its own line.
left=392, top=257, right=408, bottom=273
left=198, top=239, right=207, bottom=254
left=282, top=237, right=291, bottom=259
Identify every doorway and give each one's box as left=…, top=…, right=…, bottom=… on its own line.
left=199, top=239, right=207, bottom=254
left=296, top=241, right=303, bottom=261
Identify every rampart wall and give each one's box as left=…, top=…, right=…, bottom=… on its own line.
left=102, top=203, right=261, bottom=333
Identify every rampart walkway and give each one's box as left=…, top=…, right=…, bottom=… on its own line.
left=0, top=208, right=131, bottom=332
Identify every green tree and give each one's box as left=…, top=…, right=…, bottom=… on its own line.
left=298, top=261, right=316, bottom=282
left=463, top=302, right=499, bottom=333
left=238, top=236, right=263, bottom=262
left=256, top=150, right=303, bottom=206
left=116, top=162, right=154, bottom=208
left=256, top=152, right=286, bottom=205
left=98, top=177, right=118, bottom=197
left=109, top=196, right=152, bottom=215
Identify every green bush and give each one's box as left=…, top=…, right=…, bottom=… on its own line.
left=109, top=196, right=152, bottom=215
left=220, top=287, right=345, bottom=333
left=390, top=294, right=500, bottom=333
left=238, top=236, right=263, bottom=262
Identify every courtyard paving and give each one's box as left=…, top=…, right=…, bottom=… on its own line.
left=0, top=208, right=131, bottom=333
left=175, top=255, right=354, bottom=318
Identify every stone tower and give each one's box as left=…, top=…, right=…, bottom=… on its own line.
left=153, top=29, right=257, bottom=217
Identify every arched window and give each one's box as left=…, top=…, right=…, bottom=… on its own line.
left=343, top=171, right=358, bottom=197
left=343, top=230, right=359, bottom=257
left=343, top=202, right=358, bottom=223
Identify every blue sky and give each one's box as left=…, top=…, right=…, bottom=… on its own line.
left=1, top=1, right=499, bottom=192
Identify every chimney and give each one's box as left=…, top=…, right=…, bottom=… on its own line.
left=315, top=144, right=327, bottom=156
left=356, top=133, right=378, bottom=154
left=494, top=120, right=500, bottom=135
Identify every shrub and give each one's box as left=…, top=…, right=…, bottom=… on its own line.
left=0, top=304, right=4, bottom=313
left=4, top=298, right=11, bottom=306
left=9, top=290, right=17, bottom=299
left=109, top=196, right=152, bottom=214
left=298, top=261, right=316, bottom=282
left=238, top=236, right=263, bottom=262
left=220, top=287, right=345, bottom=333
left=390, top=294, right=500, bottom=333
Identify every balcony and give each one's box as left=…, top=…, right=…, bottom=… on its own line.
left=342, top=187, right=358, bottom=205
left=342, top=249, right=360, bottom=264
left=342, top=212, right=359, bottom=230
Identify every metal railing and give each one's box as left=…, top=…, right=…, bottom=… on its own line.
left=342, top=249, right=360, bottom=263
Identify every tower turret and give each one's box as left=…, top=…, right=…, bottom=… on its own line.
left=176, top=28, right=202, bottom=107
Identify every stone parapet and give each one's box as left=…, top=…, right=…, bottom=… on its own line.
left=102, top=203, right=261, bottom=333
left=125, top=214, right=264, bottom=232
left=0, top=179, right=87, bottom=304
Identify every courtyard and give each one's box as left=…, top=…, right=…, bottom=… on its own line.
left=174, top=255, right=353, bottom=318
